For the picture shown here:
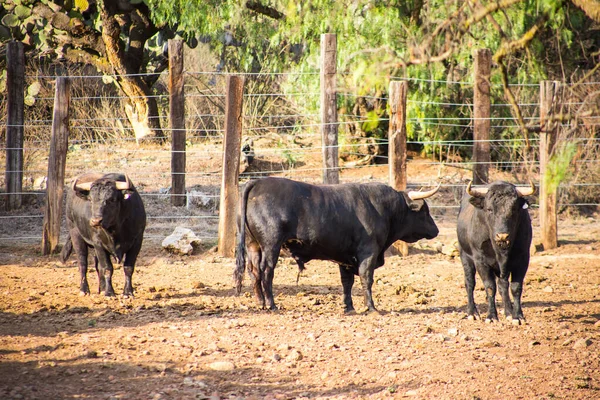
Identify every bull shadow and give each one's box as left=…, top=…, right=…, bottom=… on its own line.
left=0, top=356, right=389, bottom=399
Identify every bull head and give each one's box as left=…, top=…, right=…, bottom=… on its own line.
left=73, top=174, right=133, bottom=200
left=466, top=180, right=536, bottom=200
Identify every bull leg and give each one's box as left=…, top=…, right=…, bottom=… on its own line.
left=479, top=267, right=499, bottom=322
left=497, top=276, right=513, bottom=320
left=460, top=254, right=479, bottom=320
left=338, top=265, right=355, bottom=314
left=71, top=231, right=91, bottom=296
left=357, top=256, right=377, bottom=313
left=259, top=248, right=279, bottom=310
left=94, top=255, right=106, bottom=294
left=247, top=244, right=264, bottom=309
left=122, top=237, right=143, bottom=298
left=510, top=281, right=526, bottom=324
left=95, top=249, right=116, bottom=297
left=509, top=264, right=528, bottom=324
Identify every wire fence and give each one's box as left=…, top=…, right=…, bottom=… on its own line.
left=1, top=69, right=599, bottom=246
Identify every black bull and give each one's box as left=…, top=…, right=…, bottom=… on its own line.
left=234, top=177, right=440, bottom=312
left=457, top=180, right=535, bottom=324
left=61, top=173, right=146, bottom=297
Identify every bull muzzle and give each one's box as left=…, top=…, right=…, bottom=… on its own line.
left=494, top=233, right=510, bottom=249
left=90, top=217, right=102, bottom=227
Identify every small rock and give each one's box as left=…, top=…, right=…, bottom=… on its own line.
left=162, top=227, right=202, bottom=255
left=543, top=286, right=554, bottom=293
left=272, top=353, right=282, bottom=362
left=594, top=320, right=600, bottom=328
left=562, top=338, right=574, bottom=347
left=286, top=350, right=303, bottom=362
left=192, top=282, right=205, bottom=289
left=209, top=361, right=235, bottom=371
left=573, top=338, right=592, bottom=349
left=529, top=340, right=541, bottom=348
left=447, top=328, right=459, bottom=337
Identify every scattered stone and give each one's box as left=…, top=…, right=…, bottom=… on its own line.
left=286, top=349, right=303, bottom=362
left=562, top=338, right=574, bottom=347
left=441, top=242, right=459, bottom=257
left=529, top=340, right=541, bottom=348
left=183, top=377, right=207, bottom=387
left=186, top=190, right=214, bottom=209
left=543, top=286, right=554, bottom=293
left=594, top=320, right=600, bottom=328
left=209, top=361, right=235, bottom=371
left=447, top=328, right=459, bottom=337
left=573, top=338, right=592, bottom=349
left=161, top=227, right=202, bottom=255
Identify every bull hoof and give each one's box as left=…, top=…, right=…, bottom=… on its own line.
left=511, top=317, right=526, bottom=326
left=467, top=314, right=479, bottom=321
left=343, top=308, right=356, bottom=315
left=79, top=291, right=90, bottom=297
left=485, top=318, right=494, bottom=324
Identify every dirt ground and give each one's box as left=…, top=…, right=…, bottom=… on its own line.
left=1, top=139, right=600, bottom=399
left=1, top=213, right=600, bottom=400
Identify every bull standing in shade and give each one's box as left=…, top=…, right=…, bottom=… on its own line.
left=234, top=177, right=440, bottom=313
left=61, top=173, right=146, bottom=297
left=457, top=180, right=535, bottom=324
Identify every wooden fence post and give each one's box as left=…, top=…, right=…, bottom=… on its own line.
left=5, top=41, right=25, bottom=211
left=218, top=75, right=244, bottom=258
left=320, top=33, right=339, bottom=184
left=539, top=80, right=559, bottom=250
left=472, top=48, right=491, bottom=185
left=42, top=77, right=71, bottom=255
left=388, top=80, right=409, bottom=256
left=169, top=39, right=186, bottom=206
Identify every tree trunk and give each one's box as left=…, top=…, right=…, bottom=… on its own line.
left=99, top=1, right=165, bottom=143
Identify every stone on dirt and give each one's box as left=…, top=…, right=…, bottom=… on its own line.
left=209, top=361, right=235, bottom=371
left=161, top=227, right=202, bottom=255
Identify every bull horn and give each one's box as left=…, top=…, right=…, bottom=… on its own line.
left=407, top=182, right=441, bottom=201
left=115, top=174, right=131, bottom=190
left=466, top=180, right=488, bottom=198
left=74, top=179, right=93, bottom=192
left=516, top=180, right=536, bottom=197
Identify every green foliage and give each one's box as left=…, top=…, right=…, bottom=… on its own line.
left=545, top=142, right=577, bottom=193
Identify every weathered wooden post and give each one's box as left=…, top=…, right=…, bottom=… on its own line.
left=388, top=80, right=409, bottom=256
left=472, top=48, right=491, bottom=185
left=42, top=77, right=71, bottom=255
left=169, top=39, right=186, bottom=206
left=320, top=33, right=339, bottom=184
left=218, top=75, right=244, bottom=258
left=539, top=80, right=559, bottom=250
left=5, top=41, right=25, bottom=211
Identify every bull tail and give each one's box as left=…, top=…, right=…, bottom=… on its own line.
left=234, top=179, right=256, bottom=295
left=60, top=234, right=73, bottom=264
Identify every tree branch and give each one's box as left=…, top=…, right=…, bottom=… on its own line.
left=245, top=1, right=285, bottom=19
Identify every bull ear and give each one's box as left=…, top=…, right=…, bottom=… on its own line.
left=72, top=179, right=90, bottom=200
left=469, top=196, right=485, bottom=209
left=121, top=189, right=135, bottom=200
left=74, top=187, right=90, bottom=200
left=402, top=193, right=424, bottom=211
